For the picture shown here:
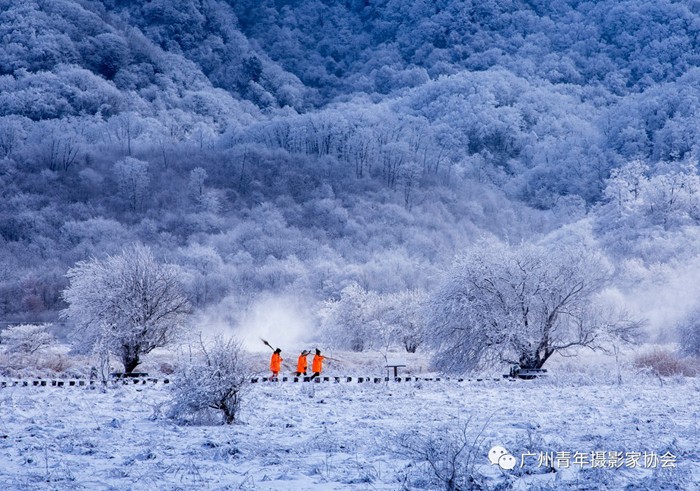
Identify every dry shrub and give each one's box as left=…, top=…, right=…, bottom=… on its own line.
left=394, top=418, right=488, bottom=491
left=0, top=352, right=76, bottom=378
left=36, top=354, right=73, bottom=373
left=633, top=349, right=699, bottom=377
left=159, top=362, right=175, bottom=375
left=168, top=336, right=249, bottom=425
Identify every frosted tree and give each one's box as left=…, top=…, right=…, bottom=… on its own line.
left=61, top=244, right=191, bottom=373
left=380, top=289, right=428, bottom=353
left=189, top=167, right=207, bottom=202
left=29, top=119, right=83, bottom=172
left=0, top=323, right=54, bottom=354
left=110, top=112, right=144, bottom=156
left=178, top=243, right=225, bottom=306
left=0, top=115, right=28, bottom=158
left=114, top=157, right=150, bottom=212
left=677, top=306, right=700, bottom=357
left=320, top=283, right=379, bottom=352
left=426, top=242, right=640, bottom=372
left=601, top=160, right=649, bottom=218
left=643, top=165, right=700, bottom=229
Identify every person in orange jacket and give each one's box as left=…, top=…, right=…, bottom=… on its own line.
left=270, top=348, right=283, bottom=379
left=310, top=349, right=326, bottom=379
left=295, top=350, right=309, bottom=377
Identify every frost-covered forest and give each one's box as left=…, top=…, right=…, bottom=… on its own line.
left=4, top=0, right=700, bottom=351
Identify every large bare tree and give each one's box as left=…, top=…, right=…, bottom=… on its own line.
left=427, top=242, right=640, bottom=372
left=61, top=244, right=191, bottom=373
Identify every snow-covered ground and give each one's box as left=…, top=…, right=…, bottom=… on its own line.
left=1, top=356, right=699, bottom=490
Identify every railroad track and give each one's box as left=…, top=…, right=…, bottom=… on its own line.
left=252, top=375, right=510, bottom=383
left=0, top=377, right=170, bottom=388
left=0, top=375, right=517, bottom=389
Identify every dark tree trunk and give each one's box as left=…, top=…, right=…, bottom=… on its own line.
left=121, top=346, right=141, bottom=373
left=123, top=356, right=140, bottom=373
left=351, top=338, right=365, bottom=352
left=218, top=393, right=240, bottom=424
left=222, top=405, right=236, bottom=424
left=519, top=353, right=546, bottom=370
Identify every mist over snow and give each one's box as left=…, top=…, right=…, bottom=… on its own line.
left=234, top=293, right=315, bottom=353
left=188, top=293, right=314, bottom=351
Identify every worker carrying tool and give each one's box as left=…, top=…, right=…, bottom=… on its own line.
left=310, top=349, right=325, bottom=379
left=295, top=350, right=310, bottom=377
left=262, top=338, right=283, bottom=379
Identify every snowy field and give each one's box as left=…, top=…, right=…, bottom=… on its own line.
left=1, top=361, right=699, bottom=491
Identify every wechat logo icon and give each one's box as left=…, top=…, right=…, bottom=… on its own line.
left=488, top=445, right=517, bottom=470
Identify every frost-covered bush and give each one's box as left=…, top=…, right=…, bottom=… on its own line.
left=168, top=336, right=249, bottom=425
left=1, top=323, right=54, bottom=354
left=394, top=420, right=487, bottom=491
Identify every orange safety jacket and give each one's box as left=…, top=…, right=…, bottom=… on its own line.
left=312, top=354, right=324, bottom=373
left=270, top=353, right=282, bottom=372
left=296, top=355, right=308, bottom=373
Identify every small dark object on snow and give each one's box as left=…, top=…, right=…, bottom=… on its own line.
left=505, top=366, right=548, bottom=380
left=110, top=372, right=149, bottom=379
left=385, top=359, right=407, bottom=377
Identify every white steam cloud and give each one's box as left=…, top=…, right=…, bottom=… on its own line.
left=236, top=293, right=315, bottom=353
left=612, top=256, right=700, bottom=342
